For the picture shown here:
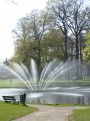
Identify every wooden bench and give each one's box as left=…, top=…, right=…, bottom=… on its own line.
left=2, top=96, right=19, bottom=104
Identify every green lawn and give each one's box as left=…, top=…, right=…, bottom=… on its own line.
left=0, top=80, right=26, bottom=88
left=68, top=108, right=90, bottom=121
left=0, top=101, right=38, bottom=121
left=0, top=78, right=90, bottom=88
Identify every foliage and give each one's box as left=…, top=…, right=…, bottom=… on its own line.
left=0, top=101, right=38, bottom=121
left=42, top=29, right=64, bottom=61
left=13, top=15, right=64, bottom=68
left=83, top=32, right=90, bottom=63
left=13, top=10, right=52, bottom=69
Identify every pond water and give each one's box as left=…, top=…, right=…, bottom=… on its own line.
left=0, top=86, right=90, bottom=105
left=0, top=59, right=90, bottom=105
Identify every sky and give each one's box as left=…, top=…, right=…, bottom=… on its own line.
left=0, top=0, right=89, bottom=62
left=0, top=0, right=48, bottom=62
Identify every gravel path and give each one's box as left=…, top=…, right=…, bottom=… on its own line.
left=13, top=105, right=85, bottom=121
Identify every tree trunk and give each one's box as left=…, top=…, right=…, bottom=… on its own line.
left=75, top=34, right=82, bottom=79
left=75, top=35, right=79, bottom=60
left=64, top=30, right=68, bottom=61
left=37, top=40, right=41, bottom=79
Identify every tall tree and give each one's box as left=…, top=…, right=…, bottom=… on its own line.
left=26, top=10, right=50, bottom=72
left=47, top=0, right=90, bottom=60
left=47, top=0, right=72, bottom=61
left=13, top=10, right=51, bottom=72
left=13, top=17, right=31, bottom=66
left=67, top=0, right=90, bottom=60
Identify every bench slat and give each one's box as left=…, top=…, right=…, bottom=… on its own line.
left=2, top=96, right=19, bottom=104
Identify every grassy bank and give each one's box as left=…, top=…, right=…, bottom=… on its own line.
left=68, top=108, right=90, bottom=121
left=0, top=101, right=38, bottom=121
left=47, top=104, right=79, bottom=107
left=47, top=103, right=88, bottom=107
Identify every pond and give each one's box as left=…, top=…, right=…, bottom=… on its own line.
left=0, top=86, right=90, bottom=105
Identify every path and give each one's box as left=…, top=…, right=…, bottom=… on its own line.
left=13, top=105, right=85, bottom=121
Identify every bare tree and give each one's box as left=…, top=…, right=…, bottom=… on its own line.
left=47, top=0, right=90, bottom=61
left=67, top=0, right=90, bottom=60
left=47, top=0, right=73, bottom=61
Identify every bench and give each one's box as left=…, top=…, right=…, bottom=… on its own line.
left=2, top=96, right=19, bottom=104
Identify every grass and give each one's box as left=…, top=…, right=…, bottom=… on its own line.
left=0, top=101, right=38, bottom=121
left=0, top=78, right=90, bottom=88
left=47, top=104, right=76, bottom=107
left=68, top=108, right=90, bottom=121
left=47, top=103, right=87, bottom=107
left=0, top=80, right=26, bottom=88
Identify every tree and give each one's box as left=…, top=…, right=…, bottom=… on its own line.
left=12, top=16, right=31, bottom=66
left=67, top=0, right=90, bottom=60
left=47, top=0, right=90, bottom=60
left=13, top=10, right=51, bottom=72
left=13, top=11, right=64, bottom=69
left=47, top=0, right=71, bottom=61
left=26, top=10, right=50, bottom=73
left=42, top=29, right=64, bottom=61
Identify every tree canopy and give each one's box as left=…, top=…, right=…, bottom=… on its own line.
left=12, top=0, right=90, bottom=69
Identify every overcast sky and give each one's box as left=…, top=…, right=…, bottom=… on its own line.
left=0, top=0, right=48, bottom=61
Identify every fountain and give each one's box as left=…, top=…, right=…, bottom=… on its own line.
left=0, top=59, right=90, bottom=104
